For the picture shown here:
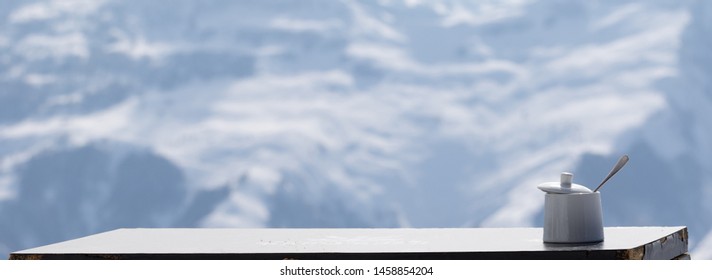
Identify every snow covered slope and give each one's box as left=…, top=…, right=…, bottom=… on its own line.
left=0, top=0, right=709, bottom=258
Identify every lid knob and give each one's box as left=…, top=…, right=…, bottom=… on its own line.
left=537, top=172, right=593, bottom=194
left=561, top=172, right=573, bottom=188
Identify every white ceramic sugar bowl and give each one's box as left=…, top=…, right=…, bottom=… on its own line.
left=538, top=172, right=604, bottom=243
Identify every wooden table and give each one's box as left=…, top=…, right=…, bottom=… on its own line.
left=9, top=226, right=689, bottom=260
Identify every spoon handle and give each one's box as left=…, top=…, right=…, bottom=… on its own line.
left=593, top=155, right=629, bottom=192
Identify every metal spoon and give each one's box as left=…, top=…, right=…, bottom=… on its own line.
left=593, top=155, right=629, bottom=192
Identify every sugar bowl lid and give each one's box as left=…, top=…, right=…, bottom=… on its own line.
left=537, top=172, right=592, bottom=194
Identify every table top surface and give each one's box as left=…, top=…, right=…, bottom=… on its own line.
left=11, top=227, right=688, bottom=260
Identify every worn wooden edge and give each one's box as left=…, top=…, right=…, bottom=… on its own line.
left=614, top=227, right=688, bottom=260
left=615, top=245, right=645, bottom=260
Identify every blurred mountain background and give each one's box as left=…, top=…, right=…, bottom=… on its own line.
left=1, top=0, right=711, bottom=258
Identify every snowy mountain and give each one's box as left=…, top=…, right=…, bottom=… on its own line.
left=1, top=0, right=710, bottom=258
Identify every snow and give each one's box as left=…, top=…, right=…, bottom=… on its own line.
left=270, top=17, right=343, bottom=33
left=106, top=32, right=175, bottom=61
left=16, top=32, right=90, bottom=60
left=9, top=0, right=106, bottom=24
